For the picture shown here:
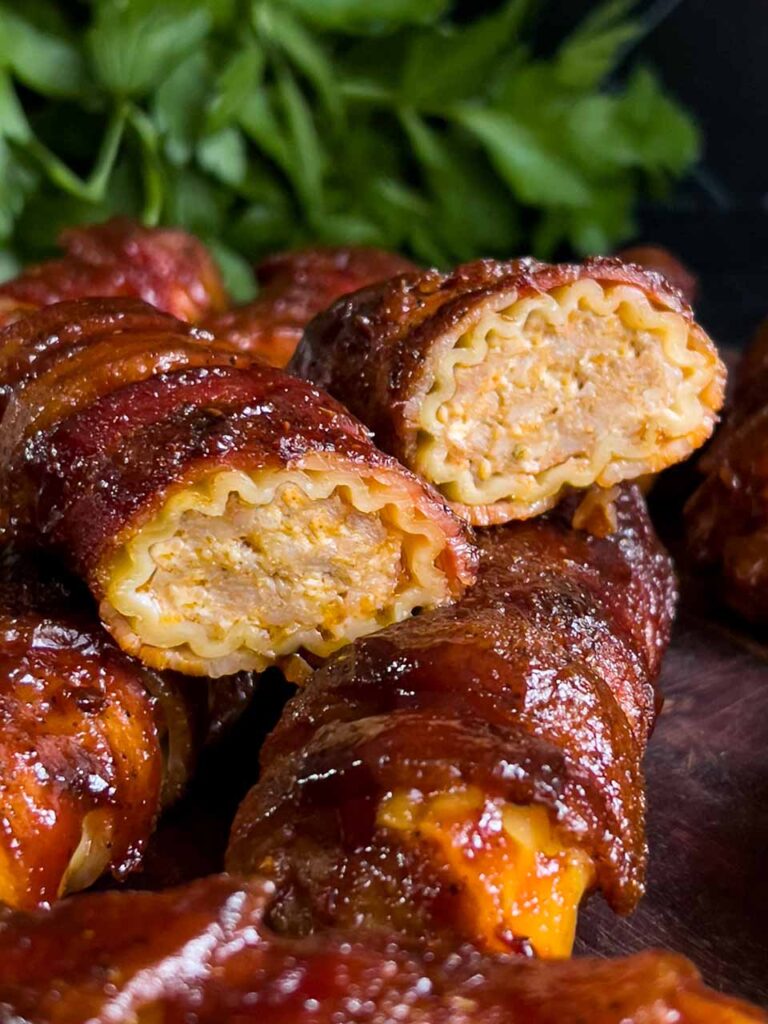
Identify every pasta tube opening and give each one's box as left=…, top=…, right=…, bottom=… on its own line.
left=416, top=279, right=723, bottom=523
left=101, top=466, right=460, bottom=677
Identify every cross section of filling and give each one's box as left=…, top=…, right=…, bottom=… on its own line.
left=101, top=468, right=455, bottom=677
left=377, top=786, right=595, bottom=958
left=416, top=279, right=722, bottom=519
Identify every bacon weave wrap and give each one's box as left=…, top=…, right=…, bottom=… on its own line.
left=291, top=256, right=724, bottom=525
left=0, top=218, right=226, bottom=326
left=686, top=317, right=768, bottom=620
left=0, top=299, right=476, bottom=677
left=205, top=245, right=416, bottom=367
left=0, top=875, right=760, bottom=1024
left=228, top=486, right=676, bottom=956
left=0, top=551, right=254, bottom=910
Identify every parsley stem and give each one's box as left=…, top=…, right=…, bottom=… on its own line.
left=126, top=105, right=164, bottom=225
left=20, top=104, right=128, bottom=203
left=339, top=81, right=394, bottom=105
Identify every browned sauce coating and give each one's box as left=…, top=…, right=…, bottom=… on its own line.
left=0, top=550, right=255, bottom=908
left=0, top=298, right=475, bottom=676
left=0, top=875, right=760, bottom=1023
left=0, top=218, right=226, bottom=326
left=289, top=256, right=699, bottom=468
left=205, top=245, right=416, bottom=367
left=0, top=302, right=473, bottom=596
left=0, top=299, right=250, bottom=541
left=686, top=316, right=768, bottom=620
left=618, top=245, right=698, bottom=304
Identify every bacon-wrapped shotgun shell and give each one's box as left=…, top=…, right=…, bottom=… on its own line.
left=0, top=875, right=761, bottom=1024
left=0, top=551, right=255, bottom=910
left=0, top=218, right=226, bottom=327
left=228, top=486, right=676, bottom=958
left=204, top=245, right=416, bottom=367
left=0, top=299, right=476, bottom=678
left=685, top=317, right=768, bottom=621
left=291, top=257, right=725, bottom=525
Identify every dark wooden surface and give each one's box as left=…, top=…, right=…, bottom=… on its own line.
left=575, top=606, right=768, bottom=1005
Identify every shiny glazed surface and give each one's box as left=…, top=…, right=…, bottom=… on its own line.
left=0, top=875, right=761, bottom=1024
left=0, top=550, right=255, bottom=908
left=0, top=298, right=475, bottom=675
left=290, top=256, right=723, bottom=524
left=0, top=218, right=226, bottom=325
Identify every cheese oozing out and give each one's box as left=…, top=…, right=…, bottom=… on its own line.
left=377, top=786, right=595, bottom=958
left=100, top=467, right=458, bottom=677
left=415, top=279, right=723, bottom=523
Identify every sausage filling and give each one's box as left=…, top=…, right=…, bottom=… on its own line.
left=101, top=468, right=457, bottom=677
left=416, top=279, right=722, bottom=521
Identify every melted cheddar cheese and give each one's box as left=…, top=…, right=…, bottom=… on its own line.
left=378, top=786, right=595, bottom=958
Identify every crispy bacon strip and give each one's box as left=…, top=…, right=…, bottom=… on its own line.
left=0, top=550, right=254, bottom=909
left=0, top=875, right=760, bottom=1024
left=291, top=257, right=724, bottom=525
left=686, top=316, right=768, bottom=620
left=618, top=245, right=698, bottom=304
left=0, top=300, right=475, bottom=677
left=0, top=218, right=226, bottom=326
left=228, top=486, right=676, bottom=957
left=204, top=245, right=416, bottom=367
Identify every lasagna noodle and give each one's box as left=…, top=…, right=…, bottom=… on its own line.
left=416, top=280, right=720, bottom=520
left=617, top=244, right=698, bottom=304
left=101, top=466, right=461, bottom=677
left=0, top=299, right=249, bottom=541
left=290, top=257, right=725, bottom=525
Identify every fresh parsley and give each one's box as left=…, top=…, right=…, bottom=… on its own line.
left=0, top=0, right=700, bottom=299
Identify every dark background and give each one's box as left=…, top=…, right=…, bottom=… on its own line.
left=530, top=0, right=768, bottom=349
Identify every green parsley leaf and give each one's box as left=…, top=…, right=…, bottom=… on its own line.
left=400, top=0, right=532, bottom=108
left=206, top=45, right=264, bottom=135
left=555, top=0, right=640, bottom=89
left=454, top=105, right=592, bottom=208
left=154, top=53, right=212, bottom=165
left=0, top=6, right=87, bottom=98
left=282, top=0, right=451, bottom=33
left=197, top=127, right=249, bottom=188
left=87, top=0, right=211, bottom=98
